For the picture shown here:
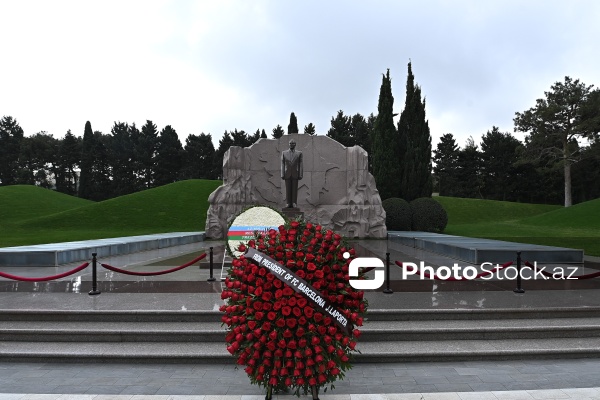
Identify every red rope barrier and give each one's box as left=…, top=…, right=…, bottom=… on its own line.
left=100, top=253, right=206, bottom=276
left=524, top=261, right=600, bottom=280
left=394, top=260, right=513, bottom=281
left=0, top=262, right=90, bottom=282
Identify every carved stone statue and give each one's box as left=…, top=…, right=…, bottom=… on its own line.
left=205, top=134, right=386, bottom=239
left=280, top=139, right=303, bottom=208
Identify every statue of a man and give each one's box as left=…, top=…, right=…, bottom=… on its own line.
left=281, top=139, right=303, bottom=208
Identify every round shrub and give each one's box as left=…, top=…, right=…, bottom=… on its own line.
left=410, top=197, right=448, bottom=233
left=382, top=197, right=412, bottom=231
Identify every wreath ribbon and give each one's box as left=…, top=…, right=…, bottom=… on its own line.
left=245, top=246, right=352, bottom=336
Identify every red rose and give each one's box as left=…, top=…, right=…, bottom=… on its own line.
left=291, top=221, right=300, bottom=228
left=297, top=298, right=307, bottom=307
left=267, top=312, right=277, bottom=321
left=255, top=312, right=264, bottom=320
left=307, top=262, right=317, bottom=271
left=304, top=307, right=314, bottom=318
left=293, top=307, right=302, bottom=317
left=282, top=306, right=292, bottom=316
left=283, top=329, right=293, bottom=338
left=275, top=318, right=286, bottom=328
left=314, top=270, right=324, bottom=279
left=286, top=318, right=297, bottom=329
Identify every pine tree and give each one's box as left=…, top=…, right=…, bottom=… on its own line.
left=327, top=110, right=352, bottom=146
left=0, top=116, right=24, bottom=186
left=136, top=120, right=158, bottom=188
left=398, top=61, right=432, bottom=201
left=303, top=123, right=316, bottom=135
left=54, top=130, right=81, bottom=195
left=155, top=125, right=184, bottom=186
left=288, top=112, right=299, bottom=134
left=370, top=69, right=399, bottom=200
left=433, top=133, right=460, bottom=196
left=182, top=133, right=217, bottom=179
left=272, top=125, right=284, bottom=139
left=110, top=122, right=135, bottom=196
left=260, top=129, right=267, bottom=139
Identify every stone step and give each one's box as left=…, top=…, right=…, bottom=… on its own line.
left=3, top=306, right=600, bottom=323
left=2, top=318, right=600, bottom=342
left=0, top=321, right=227, bottom=342
left=2, top=337, right=600, bottom=363
left=0, top=310, right=222, bottom=323
left=355, top=337, right=600, bottom=362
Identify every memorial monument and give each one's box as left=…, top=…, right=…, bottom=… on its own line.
left=205, top=134, right=386, bottom=238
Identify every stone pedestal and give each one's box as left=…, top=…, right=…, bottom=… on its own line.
left=282, top=208, right=304, bottom=221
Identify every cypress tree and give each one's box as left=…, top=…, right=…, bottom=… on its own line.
left=398, top=62, right=432, bottom=201
left=78, top=121, right=94, bottom=198
left=288, top=112, right=299, bottom=134
left=370, top=69, right=399, bottom=200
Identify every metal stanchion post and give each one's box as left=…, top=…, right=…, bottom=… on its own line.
left=383, top=252, right=393, bottom=294
left=514, top=251, right=525, bottom=293
left=88, top=252, right=101, bottom=295
left=207, top=247, right=216, bottom=281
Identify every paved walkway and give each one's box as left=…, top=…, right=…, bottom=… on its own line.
left=1, top=239, right=600, bottom=399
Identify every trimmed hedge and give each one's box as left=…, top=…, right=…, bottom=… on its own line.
left=410, top=197, right=448, bottom=233
left=382, top=197, right=412, bottom=231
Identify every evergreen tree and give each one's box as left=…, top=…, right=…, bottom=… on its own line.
left=480, top=127, right=522, bottom=201
left=351, top=113, right=371, bottom=153
left=327, top=110, right=352, bottom=146
left=304, top=123, right=316, bottom=135
left=272, top=124, right=284, bottom=139
left=288, top=112, right=299, bottom=134
left=454, top=137, right=482, bottom=198
left=182, top=133, right=217, bottom=180
left=398, top=62, right=432, bottom=201
left=89, top=131, right=113, bottom=200
left=260, top=129, right=267, bottom=139
left=215, top=131, right=235, bottom=179
left=0, top=116, right=24, bottom=186
left=230, top=129, right=251, bottom=147
left=136, top=120, right=159, bottom=188
left=78, top=121, right=94, bottom=198
left=110, top=122, right=136, bottom=196
left=251, top=129, right=261, bottom=144
left=370, top=69, right=399, bottom=200
left=514, top=77, right=600, bottom=206
left=18, top=132, right=56, bottom=187
left=433, top=133, right=460, bottom=196
left=54, top=130, right=81, bottom=195
left=155, top=125, right=184, bottom=186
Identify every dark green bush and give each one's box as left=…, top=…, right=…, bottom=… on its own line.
left=410, top=197, right=448, bottom=233
left=382, top=197, right=412, bottom=231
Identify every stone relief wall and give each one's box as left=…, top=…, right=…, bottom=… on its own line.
left=205, top=134, right=386, bottom=238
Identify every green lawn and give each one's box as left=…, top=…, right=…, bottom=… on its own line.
left=0, top=180, right=222, bottom=247
left=436, top=197, right=600, bottom=256
left=2, top=184, right=599, bottom=257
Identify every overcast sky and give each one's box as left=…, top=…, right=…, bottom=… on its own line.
left=1, top=0, right=599, bottom=149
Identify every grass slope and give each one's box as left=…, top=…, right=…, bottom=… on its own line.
left=0, top=180, right=221, bottom=247
left=434, top=196, right=560, bottom=225
left=437, top=197, right=600, bottom=256
left=0, top=185, right=92, bottom=224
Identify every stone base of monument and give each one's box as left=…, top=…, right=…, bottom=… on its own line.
left=281, top=207, right=304, bottom=220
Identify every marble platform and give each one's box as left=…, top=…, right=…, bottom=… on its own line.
left=0, top=232, right=205, bottom=267
left=388, top=231, right=584, bottom=264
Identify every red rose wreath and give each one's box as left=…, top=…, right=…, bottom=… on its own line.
left=220, top=220, right=368, bottom=399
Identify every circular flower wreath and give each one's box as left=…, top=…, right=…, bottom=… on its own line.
left=220, top=219, right=368, bottom=396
